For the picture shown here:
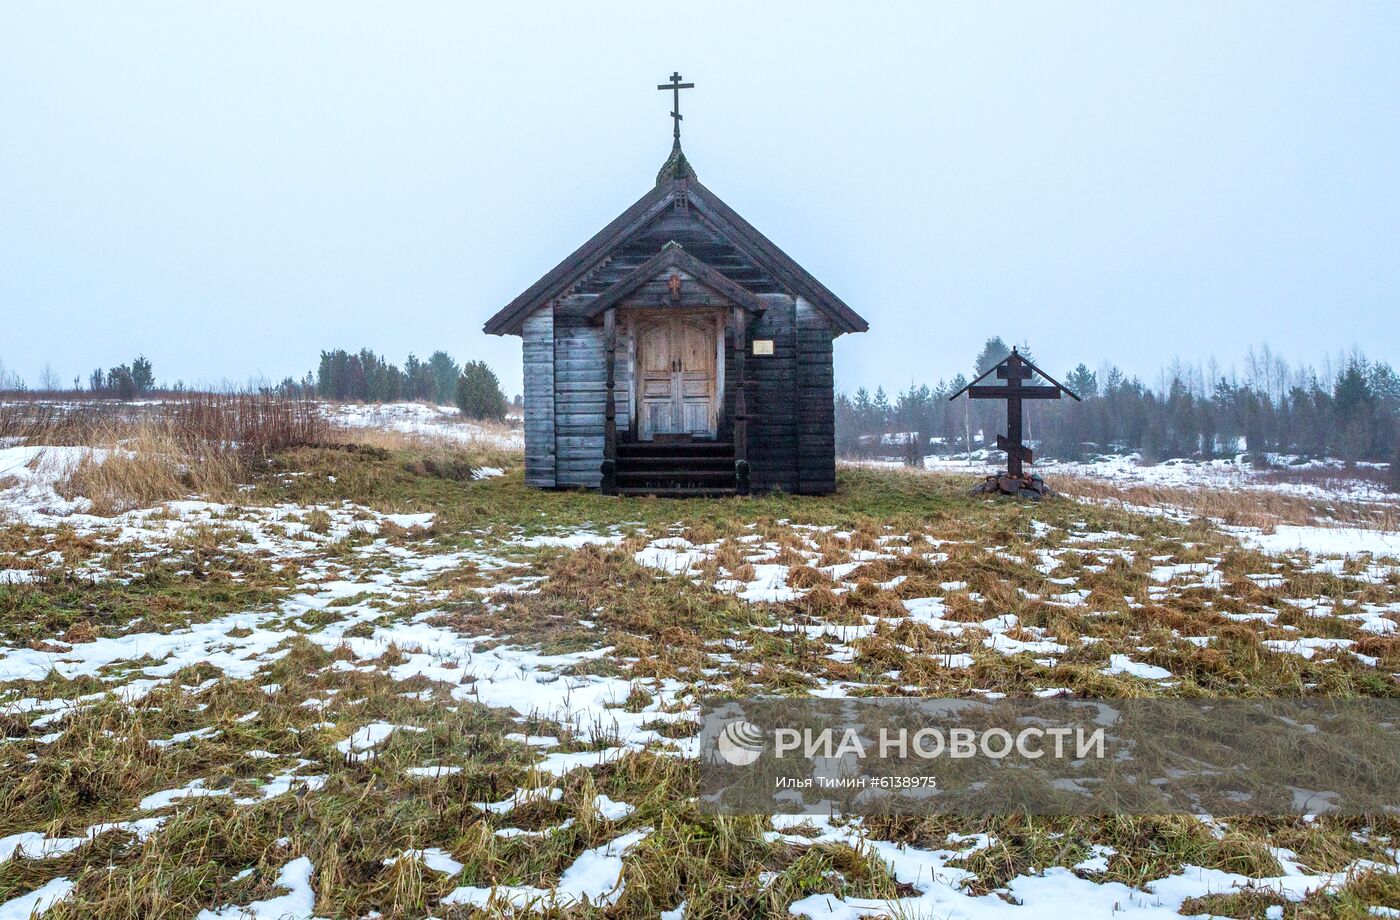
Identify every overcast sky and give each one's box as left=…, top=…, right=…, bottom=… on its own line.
left=3, top=2, right=1398, bottom=396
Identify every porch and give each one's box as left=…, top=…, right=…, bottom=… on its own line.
left=598, top=303, right=754, bottom=496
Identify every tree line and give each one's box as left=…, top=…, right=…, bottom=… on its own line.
left=278, top=348, right=510, bottom=421
left=1, top=348, right=512, bottom=423
left=87, top=356, right=156, bottom=399
left=837, top=338, right=1400, bottom=468
left=0, top=355, right=160, bottom=397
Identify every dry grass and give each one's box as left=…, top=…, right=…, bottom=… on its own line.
left=323, top=420, right=514, bottom=454
left=55, top=423, right=244, bottom=513
left=162, top=393, right=323, bottom=457
left=6, top=453, right=1400, bottom=916
left=16, top=394, right=325, bottom=515
left=1054, top=473, right=1400, bottom=530
left=1, top=393, right=322, bottom=452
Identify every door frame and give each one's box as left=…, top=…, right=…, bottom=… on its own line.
left=627, top=309, right=725, bottom=441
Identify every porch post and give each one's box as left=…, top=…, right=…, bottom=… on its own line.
left=602, top=308, right=618, bottom=494
left=732, top=307, right=750, bottom=495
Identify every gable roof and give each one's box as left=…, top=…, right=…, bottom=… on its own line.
left=581, top=242, right=768, bottom=319
left=483, top=152, right=868, bottom=336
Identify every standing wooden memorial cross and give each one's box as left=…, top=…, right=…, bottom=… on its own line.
left=949, top=348, right=1080, bottom=493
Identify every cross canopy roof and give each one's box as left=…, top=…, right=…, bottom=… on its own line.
left=947, top=349, right=1083, bottom=402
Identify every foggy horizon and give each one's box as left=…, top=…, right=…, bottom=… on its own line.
left=1, top=341, right=1387, bottom=405
left=4, top=3, right=1397, bottom=398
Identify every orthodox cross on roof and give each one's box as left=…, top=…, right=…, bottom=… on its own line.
left=949, top=348, right=1081, bottom=479
left=657, top=71, right=695, bottom=146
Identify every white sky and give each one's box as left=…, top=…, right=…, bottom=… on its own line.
left=2, top=2, right=1398, bottom=396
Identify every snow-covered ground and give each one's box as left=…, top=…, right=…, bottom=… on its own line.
left=917, top=450, right=1393, bottom=504
left=855, top=450, right=1400, bottom=558
left=3, top=500, right=1397, bottom=915
left=321, top=401, right=523, bottom=451
left=3, top=419, right=1400, bottom=917
left=0, top=445, right=119, bottom=518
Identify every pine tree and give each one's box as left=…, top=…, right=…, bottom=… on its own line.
left=872, top=387, right=891, bottom=431
left=455, top=361, right=507, bottom=421
left=1065, top=364, right=1098, bottom=398
left=317, top=349, right=354, bottom=400
left=427, top=351, right=461, bottom=405
left=131, top=355, right=155, bottom=394
left=1333, top=359, right=1376, bottom=459
left=107, top=365, right=136, bottom=400
left=404, top=354, right=435, bottom=401
left=974, top=337, right=1011, bottom=375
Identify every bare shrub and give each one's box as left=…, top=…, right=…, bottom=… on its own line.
left=23, top=393, right=325, bottom=514
left=3, top=392, right=322, bottom=452
left=163, top=392, right=323, bottom=456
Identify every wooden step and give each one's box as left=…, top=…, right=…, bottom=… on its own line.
left=615, top=469, right=735, bottom=483
left=617, top=440, right=734, bottom=456
left=610, top=439, right=739, bottom=497
left=617, top=459, right=733, bottom=472
left=615, top=486, right=738, bottom=498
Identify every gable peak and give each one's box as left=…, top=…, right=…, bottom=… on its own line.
left=656, top=141, right=697, bottom=186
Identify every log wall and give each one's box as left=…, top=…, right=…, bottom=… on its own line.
left=527, top=294, right=836, bottom=495
left=553, top=311, right=606, bottom=488
left=522, top=307, right=556, bottom=487
left=796, top=298, right=836, bottom=493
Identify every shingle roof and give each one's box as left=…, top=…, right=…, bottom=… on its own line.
left=483, top=148, right=868, bottom=337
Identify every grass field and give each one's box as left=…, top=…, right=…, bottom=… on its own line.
left=3, top=422, right=1400, bottom=918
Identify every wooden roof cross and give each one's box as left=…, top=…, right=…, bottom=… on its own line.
left=948, top=348, right=1081, bottom=479
left=657, top=71, right=695, bottom=146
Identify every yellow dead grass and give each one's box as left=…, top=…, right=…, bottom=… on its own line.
left=1053, top=474, right=1400, bottom=531
left=56, top=423, right=243, bottom=514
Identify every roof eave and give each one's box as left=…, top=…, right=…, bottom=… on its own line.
left=686, top=180, right=869, bottom=335
left=482, top=181, right=678, bottom=336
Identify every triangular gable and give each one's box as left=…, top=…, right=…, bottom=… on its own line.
left=483, top=182, right=675, bottom=336
left=483, top=169, right=868, bottom=336
left=684, top=180, right=867, bottom=334
left=580, top=242, right=767, bottom=319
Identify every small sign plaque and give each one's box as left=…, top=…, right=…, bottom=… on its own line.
left=752, top=339, right=774, bottom=356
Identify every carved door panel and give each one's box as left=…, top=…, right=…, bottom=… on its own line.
left=637, top=320, right=675, bottom=440
left=634, top=316, right=717, bottom=440
left=676, top=318, right=715, bottom=436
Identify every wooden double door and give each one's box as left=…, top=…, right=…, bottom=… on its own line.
left=635, top=314, right=720, bottom=440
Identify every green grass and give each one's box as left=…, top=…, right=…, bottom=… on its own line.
left=0, top=554, right=298, bottom=645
